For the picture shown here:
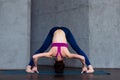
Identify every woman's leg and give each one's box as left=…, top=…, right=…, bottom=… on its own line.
left=61, top=27, right=94, bottom=73
left=28, top=27, right=60, bottom=66
left=26, top=27, right=60, bottom=73
left=61, top=27, right=91, bottom=66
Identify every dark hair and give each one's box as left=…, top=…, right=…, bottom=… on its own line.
left=54, top=60, right=65, bottom=73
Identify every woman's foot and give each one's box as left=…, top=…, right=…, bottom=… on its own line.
left=26, top=65, right=34, bottom=73
left=87, top=65, right=94, bottom=73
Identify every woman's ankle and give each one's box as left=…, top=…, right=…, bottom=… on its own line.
left=26, top=65, right=34, bottom=73
left=88, top=65, right=93, bottom=69
left=87, top=65, right=94, bottom=73
left=26, top=65, right=32, bottom=68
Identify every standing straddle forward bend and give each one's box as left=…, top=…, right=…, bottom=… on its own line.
left=26, top=27, right=94, bottom=73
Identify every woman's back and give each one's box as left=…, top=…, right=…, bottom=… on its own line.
left=52, top=29, right=67, bottom=43
left=51, top=29, right=69, bottom=61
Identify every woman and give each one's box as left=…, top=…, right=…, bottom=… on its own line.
left=32, top=29, right=88, bottom=73
left=26, top=27, right=94, bottom=73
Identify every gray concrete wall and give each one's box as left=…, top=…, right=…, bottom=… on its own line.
left=31, top=0, right=89, bottom=67
left=1, top=0, right=119, bottom=69
left=31, top=0, right=120, bottom=68
left=0, top=0, right=31, bottom=69
left=89, top=0, right=120, bottom=68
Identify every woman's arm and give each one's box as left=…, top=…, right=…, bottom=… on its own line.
left=32, top=52, right=52, bottom=67
left=68, top=53, right=86, bottom=66
left=67, top=53, right=87, bottom=73
left=32, top=52, right=52, bottom=73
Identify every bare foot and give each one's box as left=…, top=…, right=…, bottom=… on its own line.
left=87, top=65, right=94, bottom=73
left=81, top=66, right=87, bottom=73
left=32, top=66, right=39, bottom=73
left=26, top=65, right=34, bottom=73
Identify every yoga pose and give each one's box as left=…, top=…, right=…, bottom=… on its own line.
left=26, top=27, right=94, bottom=73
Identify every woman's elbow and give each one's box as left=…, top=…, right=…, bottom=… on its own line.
left=32, top=55, right=38, bottom=60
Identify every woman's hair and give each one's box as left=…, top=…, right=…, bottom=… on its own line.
left=54, top=60, right=65, bottom=73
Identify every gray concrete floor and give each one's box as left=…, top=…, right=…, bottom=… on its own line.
left=0, top=66, right=120, bottom=80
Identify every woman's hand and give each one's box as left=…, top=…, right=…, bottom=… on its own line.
left=32, top=66, right=39, bottom=73
left=81, top=66, right=87, bottom=73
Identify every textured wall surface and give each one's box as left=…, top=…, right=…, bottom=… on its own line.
left=1, top=0, right=119, bottom=69
left=31, top=0, right=89, bottom=67
left=0, top=0, right=31, bottom=69
left=89, top=0, right=120, bottom=68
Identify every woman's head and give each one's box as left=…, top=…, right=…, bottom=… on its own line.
left=54, top=60, right=65, bottom=73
